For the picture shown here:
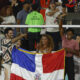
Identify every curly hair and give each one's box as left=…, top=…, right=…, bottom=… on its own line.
left=39, top=34, right=54, bottom=52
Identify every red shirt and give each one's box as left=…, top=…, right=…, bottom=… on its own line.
left=62, top=35, right=79, bottom=57
left=40, top=0, right=50, bottom=8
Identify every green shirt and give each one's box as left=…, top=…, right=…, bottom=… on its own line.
left=25, top=11, right=44, bottom=32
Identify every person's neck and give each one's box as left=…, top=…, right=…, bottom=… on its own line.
left=23, top=8, right=28, bottom=12
left=43, top=45, right=48, bottom=49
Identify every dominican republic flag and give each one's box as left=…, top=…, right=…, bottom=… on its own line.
left=10, top=46, right=65, bottom=80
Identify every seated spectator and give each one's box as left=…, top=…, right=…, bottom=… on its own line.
left=0, top=5, right=16, bottom=25
left=37, top=34, right=54, bottom=54
left=1, top=28, right=27, bottom=80
left=25, top=3, right=44, bottom=51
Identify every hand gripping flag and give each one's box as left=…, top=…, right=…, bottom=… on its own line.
left=10, top=46, right=65, bottom=80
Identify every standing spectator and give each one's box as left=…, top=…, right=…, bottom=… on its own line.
left=0, top=5, right=16, bottom=25
left=45, top=2, right=61, bottom=51
left=59, top=19, right=79, bottom=80
left=57, top=7, right=67, bottom=24
left=17, top=1, right=30, bottom=25
left=25, top=3, right=44, bottom=51
left=45, top=2, right=60, bottom=25
left=17, top=1, right=30, bottom=33
left=11, top=0, right=22, bottom=17
left=1, top=28, right=27, bottom=80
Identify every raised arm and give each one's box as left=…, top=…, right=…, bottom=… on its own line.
left=47, top=8, right=59, bottom=16
left=12, top=34, right=27, bottom=43
left=59, top=19, right=64, bottom=37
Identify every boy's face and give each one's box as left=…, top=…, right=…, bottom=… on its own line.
left=62, top=8, right=66, bottom=13
left=16, top=40, right=21, bottom=48
left=50, top=3, right=56, bottom=9
left=66, top=31, right=73, bottom=40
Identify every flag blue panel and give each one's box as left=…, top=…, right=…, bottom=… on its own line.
left=12, top=46, right=36, bottom=72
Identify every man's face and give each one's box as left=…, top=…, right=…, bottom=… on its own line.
left=23, top=4, right=30, bottom=11
left=7, top=30, right=14, bottom=39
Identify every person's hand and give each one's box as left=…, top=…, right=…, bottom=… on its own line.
left=65, top=48, right=72, bottom=53
left=11, top=0, right=17, bottom=6
left=16, top=40, right=21, bottom=49
left=21, top=34, right=27, bottom=38
left=55, top=8, right=59, bottom=12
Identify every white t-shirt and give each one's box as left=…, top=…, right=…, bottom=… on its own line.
left=0, top=68, right=5, bottom=80
left=45, top=9, right=60, bottom=32
left=1, top=15, right=16, bottom=24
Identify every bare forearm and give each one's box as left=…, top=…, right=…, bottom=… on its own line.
left=12, top=34, right=27, bottom=43
left=47, top=11, right=56, bottom=16
left=70, top=49, right=79, bottom=56
left=59, top=19, right=64, bottom=37
left=65, top=48, right=79, bottom=56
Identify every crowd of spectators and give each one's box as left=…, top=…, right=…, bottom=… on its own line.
left=0, top=0, right=80, bottom=80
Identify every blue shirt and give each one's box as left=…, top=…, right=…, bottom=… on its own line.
left=17, top=9, right=29, bottom=24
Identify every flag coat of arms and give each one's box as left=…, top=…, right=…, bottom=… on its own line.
left=10, top=46, right=65, bottom=80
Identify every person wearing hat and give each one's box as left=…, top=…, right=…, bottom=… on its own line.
left=25, top=3, right=44, bottom=51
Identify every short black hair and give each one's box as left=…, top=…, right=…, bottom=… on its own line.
left=22, top=1, right=30, bottom=5
left=32, top=3, right=39, bottom=10
left=4, top=28, right=13, bottom=34
left=66, top=28, right=74, bottom=34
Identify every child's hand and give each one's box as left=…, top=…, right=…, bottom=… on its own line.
left=16, top=40, right=21, bottom=49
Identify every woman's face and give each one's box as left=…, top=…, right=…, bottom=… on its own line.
left=50, top=3, right=55, bottom=9
left=41, top=36, right=48, bottom=45
left=6, top=8, right=12, bottom=16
